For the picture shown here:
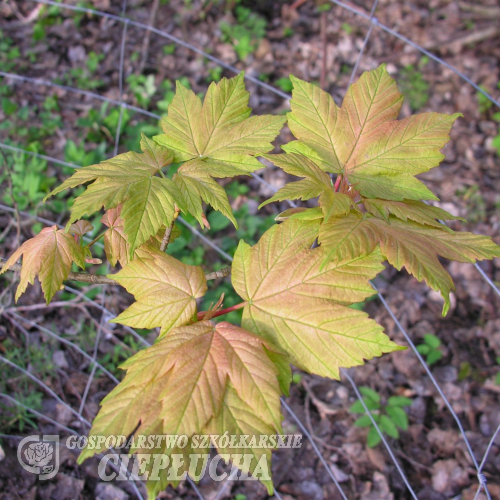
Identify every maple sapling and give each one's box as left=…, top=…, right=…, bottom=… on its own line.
left=1, top=66, right=499, bottom=498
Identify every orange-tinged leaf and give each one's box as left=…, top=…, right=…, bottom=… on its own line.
left=0, top=226, right=85, bottom=303
left=319, top=213, right=500, bottom=314
left=232, top=219, right=402, bottom=378
left=101, top=207, right=129, bottom=267
left=109, top=246, right=207, bottom=335
left=101, top=205, right=180, bottom=268
left=203, top=384, right=275, bottom=495
left=69, top=220, right=94, bottom=237
left=78, top=321, right=284, bottom=464
left=287, top=65, right=461, bottom=201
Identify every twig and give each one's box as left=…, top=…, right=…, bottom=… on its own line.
left=205, top=266, right=231, bottom=280
left=0, top=259, right=231, bottom=284
left=159, top=206, right=180, bottom=252
left=138, top=0, right=160, bottom=74
left=84, top=229, right=107, bottom=248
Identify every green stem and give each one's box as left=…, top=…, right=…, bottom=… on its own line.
left=197, top=301, right=246, bottom=321
left=85, top=230, right=107, bottom=248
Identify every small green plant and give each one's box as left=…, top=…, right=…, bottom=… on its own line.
left=63, top=51, right=105, bottom=91
left=219, top=6, right=267, bottom=60
left=275, top=76, right=293, bottom=93
left=207, top=66, right=223, bottom=83
left=398, top=63, right=430, bottom=111
left=0, top=145, right=57, bottom=211
left=350, top=388, right=412, bottom=447
left=32, top=4, right=62, bottom=42
left=416, top=333, right=443, bottom=366
left=127, top=74, right=157, bottom=108
left=342, top=23, right=353, bottom=35
left=495, top=357, right=500, bottom=385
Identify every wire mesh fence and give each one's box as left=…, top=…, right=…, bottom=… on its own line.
left=0, top=0, right=499, bottom=498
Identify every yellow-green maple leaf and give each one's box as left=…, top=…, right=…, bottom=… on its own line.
left=109, top=246, right=207, bottom=335
left=286, top=64, right=461, bottom=201
left=260, top=153, right=357, bottom=221
left=363, top=199, right=464, bottom=229
left=231, top=218, right=402, bottom=378
left=319, top=213, right=500, bottom=314
left=44, top=135, right=183, bottom=258
left=154, top=72, right=285, bottom=227
left=78, top=320, right=284, bottom=495
left=0, top=226, right=85, bottom=303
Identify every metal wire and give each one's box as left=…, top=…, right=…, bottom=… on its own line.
left=1, top=0, right=499, bottom=498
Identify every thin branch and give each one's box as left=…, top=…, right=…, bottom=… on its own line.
left=0, top=260, right=118, bottom=285
left=84, top=229, right=107, bottom=248
left=205, top=266, right=231, bottom=280
left=160, top=206, right=180, bottom=252
left=0, top=259, right=231, bottom=284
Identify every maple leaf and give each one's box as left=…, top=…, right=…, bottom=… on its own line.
left=231, top=219, right=402, bottom=378
left=44, top=135, right=184, bottom=258
left=260, top=153, right=357, bottom=221
left=286, top=65, right=461, bottom=201
left=363, top=199, right=464, bottom=229
left=69, top=220, right=94, bottom=237
left=203, top=384, right=275, bottom=494
left=78, top=320, right=284, bottom=494
left=0, top=226, right=85, bottom=303
left=319, top=213, right=500, bottom=314
left=153, top=72, right=285, bottom=227
left=101, top=205, right=180, bottom=267
left=109, top=246, right=207, bottom=335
